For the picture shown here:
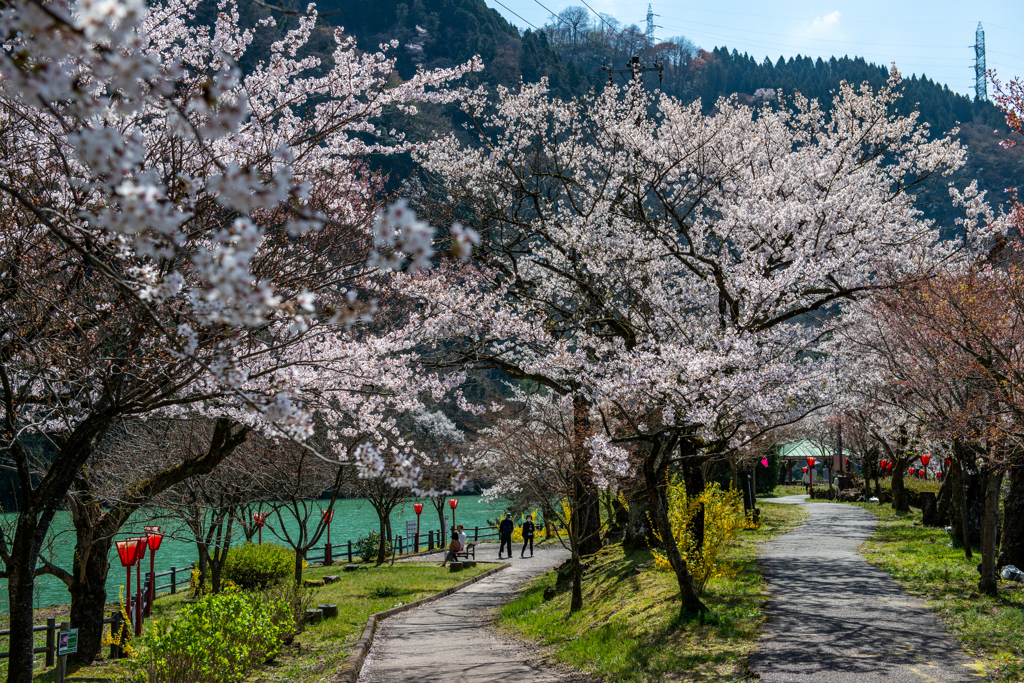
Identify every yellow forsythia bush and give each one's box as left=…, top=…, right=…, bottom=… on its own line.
left=651, top=480, right=749, bottom=595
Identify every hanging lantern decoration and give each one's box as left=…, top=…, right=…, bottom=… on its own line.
left=144, top=526, right=163, bottom=617
left=802, top=466, right=808, bottom=473
left=115, top=539, right=139, bottom=637
left=448, top=497, right=459, bottom=536
left=920, top=454, right=931, bottom=468
left=937, top=471, right=943, bottom=479
left=806, top=457, right=816, bottom=468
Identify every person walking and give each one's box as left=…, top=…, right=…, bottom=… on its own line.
left=498, top=513, right=514, bottom=559
left=520, top=514, right=535, bottom=558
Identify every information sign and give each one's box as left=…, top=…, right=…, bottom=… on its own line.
left=57, top=629, right=78, bottom=656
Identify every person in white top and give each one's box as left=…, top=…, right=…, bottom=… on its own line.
left=457, top=524, right=467, bottom=549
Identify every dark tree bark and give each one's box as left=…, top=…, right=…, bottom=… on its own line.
left=643, top=435, right=707, bottom=616
left=949, top=445, right=981, bottom=557
left=56, top=418, right=249, bottom=663
left=572, top=395, right=602, bottom=556
left=979, top=465, right=1005, bottom=596
left=998, top=464, right=1024, bottom=570
left=1, top=417, right=110, bottom=683
left=623, top=479, right=657, bottom=552
left=680, top=454, right=706, bottom=553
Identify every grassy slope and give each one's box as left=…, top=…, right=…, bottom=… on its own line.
left=857, top=503, right=1024, bottom=683
left=30, top=561, right=491, bottom=682
left=497, top=503, right=808, bottom=683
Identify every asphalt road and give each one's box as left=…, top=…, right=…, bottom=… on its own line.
left=357, top=541, right=586, bottom=683
left=749, top=496, right=983, bottom=683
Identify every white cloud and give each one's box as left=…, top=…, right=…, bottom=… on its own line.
left=798, top=11, right=842, bottom=39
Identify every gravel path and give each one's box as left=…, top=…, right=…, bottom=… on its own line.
left=749, top=496, right=982, bottom=683
left=357, top=541, right=586, bottom=683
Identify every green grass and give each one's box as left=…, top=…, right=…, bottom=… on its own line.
left=761, top=484, right=806, bottom=498
left=856, top=503, right=1024, bottom=683
left=497, top=502, right=809, bottom=682
left=21, top=560, right=491, bottom=682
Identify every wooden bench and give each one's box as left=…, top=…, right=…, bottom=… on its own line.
left=453, top=542, right=476, bottom=561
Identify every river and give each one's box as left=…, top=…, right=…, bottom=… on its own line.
left=0, top=495, right=508, bottom=613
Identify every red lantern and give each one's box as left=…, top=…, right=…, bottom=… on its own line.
left=802, top=466, right=808, bottom=473
left=254, top=512, right=268, bottom=545
left=937, top=471, right=943, bottom=479
left=448, top=497, right=458, bottom=535
left=413, top=503, right=423, bottom=552
left=115, top=539, right=138, bottom=638
left=806, top=457, right=816, bottom=468
left=144, top=526, right=163, bottom=618
left=945, top=457, right=952, bottom=468
left=920, top=454, right=931, bottom=467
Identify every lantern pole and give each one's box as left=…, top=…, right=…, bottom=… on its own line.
left=134, top=538, right=146, bottom=636
left=414, top=503, right=423, bottom=553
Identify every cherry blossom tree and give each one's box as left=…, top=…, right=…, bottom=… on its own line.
left=408, top=69, right=999, bottom=616
left=0, top=0, right=482, bottom=674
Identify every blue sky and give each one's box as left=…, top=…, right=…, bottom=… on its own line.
left=482, top=0, right=1024, bottom=100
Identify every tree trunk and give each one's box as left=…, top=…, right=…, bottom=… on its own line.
left=979, top=465, right=1005, bottom=596
left=935, top=474, right=953, bottom=528
left=644, top=436, right=707, bottom=616
left=196, top=544, right=211, bottom=592
left=3, top=420, right=109, bottom=683
left=680, top=455, right=706, bottom=553
left=294, top=548, right=305, bottom=584
left=891, top=468, right=910, bottom=512
left=949, top=448, right=981, bottom=556
left=999, top=464, right=1024, bottom=570
left=6, top=537, right=40, bottom=683
left=572, top=395, right=602, bottom=556
left=623, top=481, right=657, bottom=552
left=68, top=535, right=113, bottom=665
left=376, top=516, right=387, bottom=565
left=569, top=548, right=583, bottom=613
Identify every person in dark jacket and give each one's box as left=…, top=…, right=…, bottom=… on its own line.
left=520, top=514, right=535, bottom=558
left=498, top=513, right=514, bottom=559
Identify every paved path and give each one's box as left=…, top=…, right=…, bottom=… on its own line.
left=357, top=542, right=585, bottom=683
left=749, top=496, right=982, bottom=683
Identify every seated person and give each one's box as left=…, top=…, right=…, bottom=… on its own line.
left=441, top=536, right=463, bottom=567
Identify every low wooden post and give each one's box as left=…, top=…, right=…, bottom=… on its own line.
left=55, top=621, right=69, bottom=683
left=324, top=542, right=332, bottom=566
left=474, top=526, right=479, bottom=542
left=170, top=566, right=176, bottom=595
left=45, top=617, right=55, bottom=667
left=110, top=611, right=123, bottom=660
left=347, top=540, right=352, bottom=563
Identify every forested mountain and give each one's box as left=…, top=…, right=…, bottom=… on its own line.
left=299, top=0, right=1020, bottom=220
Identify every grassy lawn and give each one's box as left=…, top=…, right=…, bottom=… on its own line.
left=18, top=560, right=492, bottom=682
left=761, top=484, right=806, bottom=499
left=497, top=502, right=808, bottom=683
left=857, top=503, right=1024, bottom=683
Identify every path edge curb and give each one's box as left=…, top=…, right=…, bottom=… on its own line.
left=335, top=562, right=510, bottom=683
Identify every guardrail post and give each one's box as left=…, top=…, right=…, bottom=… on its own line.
left=170, top=566, right=176, bottom=595
left=45, top=617, right=55, bottom=667
left=474, top=526, right=479, bottom=542
left=55, top=621, right=69, bottom=683
left=347, top=540, right=352, bottom=563
left=110, top=611, right=123, bottom=660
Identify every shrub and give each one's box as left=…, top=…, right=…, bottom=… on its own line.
left=222, top=543, right=294, bottom=590
left=127, top=591, right=291, bottom=683
left=356, top=531, right=391, bottom=562
left=651, top=480, right=748, bottom=595
left=260, top=581, right=314, bottom=641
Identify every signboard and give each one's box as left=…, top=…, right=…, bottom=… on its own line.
left=406, top=519, right=417, bottom=537
left=57, top=629, right=78, bottom=656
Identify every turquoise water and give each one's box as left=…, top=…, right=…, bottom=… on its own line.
left=1, top=495, right=507, bottom=613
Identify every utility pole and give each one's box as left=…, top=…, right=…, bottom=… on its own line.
left=975, top=22, right=987, bottom=102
